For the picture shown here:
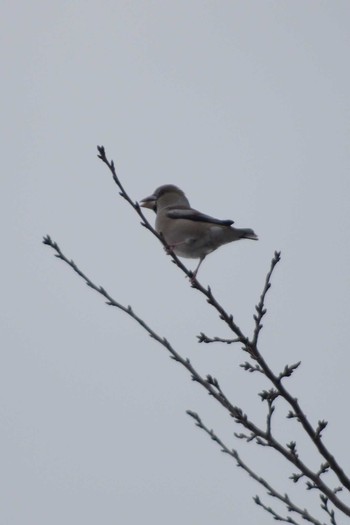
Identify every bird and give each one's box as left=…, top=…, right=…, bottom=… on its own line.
left=140, top=184, right=258, bottom=279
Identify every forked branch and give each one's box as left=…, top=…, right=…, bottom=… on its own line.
left=42, top=146, right=350, bottom=522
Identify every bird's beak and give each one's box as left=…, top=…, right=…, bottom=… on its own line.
left=140, top=194, right=157, bottom=210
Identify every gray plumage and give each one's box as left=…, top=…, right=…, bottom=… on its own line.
left=140, top=184, right=258, bottom=278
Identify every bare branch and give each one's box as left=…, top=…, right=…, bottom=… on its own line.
left=42, top=235, right=247, bottom=423
left=44, top=235, right=349, bottom=515
left=240, top=361, right=264, bottom=373
left=96, top=147, right=350, bottom=503
left=197, top=333, right=240, bottom=344
left=42, top=146, right=350, bottom=522
left=249, top=346, right=350, bottom=495
left=254, top=496, right=301, bottom=524
left=278, top=362, right=302, bottom=381
left=252, top=251, right=281, bottom=346
left=187, top=411, right=325, bottom=525
left=320, top=495, right=338, bottom=525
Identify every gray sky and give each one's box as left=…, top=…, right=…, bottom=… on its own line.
left=2, top=2, right=350, bottom=524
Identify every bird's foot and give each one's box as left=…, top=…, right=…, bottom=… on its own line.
left=163, top=244, right=174, bottom=255
left=189, top=270, right=198, bottom=284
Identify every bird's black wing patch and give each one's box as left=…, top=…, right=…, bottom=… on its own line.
left=167, top=208, right=234, bottom=226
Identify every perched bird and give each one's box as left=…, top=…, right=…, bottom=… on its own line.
left=140, top=184, right=258, bottom=279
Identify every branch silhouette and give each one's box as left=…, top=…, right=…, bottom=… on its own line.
left=42, top=145, right=350, bottom=524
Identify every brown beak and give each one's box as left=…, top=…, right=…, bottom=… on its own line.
left=140, top=194, right=157, bottom=211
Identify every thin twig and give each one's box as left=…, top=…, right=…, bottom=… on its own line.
left=42, top=235, right=247, bottom=421
left=252, top=252, right=281, bottom=346
left=197, top=333, right=241, bottom=344
left=186, top=411, right=325, bottom=525
left=320, top=495, right=338, bottom=525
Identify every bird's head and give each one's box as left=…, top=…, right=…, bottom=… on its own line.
left=140, top=184, right=189, bottom=212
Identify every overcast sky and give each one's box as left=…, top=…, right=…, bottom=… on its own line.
left=2, top=2, right=350, bottom=524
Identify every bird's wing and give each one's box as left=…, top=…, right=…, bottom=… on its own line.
left=166, top=207, right=234, bottom=226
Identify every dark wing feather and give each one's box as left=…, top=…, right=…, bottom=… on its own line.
left=167, top=207, right=234, bottom=226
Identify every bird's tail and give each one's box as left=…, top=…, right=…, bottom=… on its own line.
left=240, top=228, right=258, bottom=241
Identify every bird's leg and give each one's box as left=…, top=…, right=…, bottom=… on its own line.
left=190, top=256, right=205, bottom=282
